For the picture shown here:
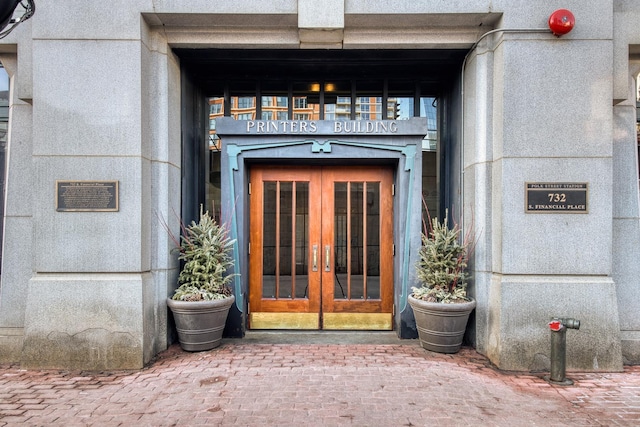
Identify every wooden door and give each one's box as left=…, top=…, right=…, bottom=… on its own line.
left=249, top=165, right=394, bottom=330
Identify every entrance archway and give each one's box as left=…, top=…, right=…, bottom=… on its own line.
left=217, top=119, right=428, bottom=337
left=177, top=49, right=464, bottom=338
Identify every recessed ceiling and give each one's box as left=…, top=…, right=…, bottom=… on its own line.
left=176, top=49, right=467, bottom=95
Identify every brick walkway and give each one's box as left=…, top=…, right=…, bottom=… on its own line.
left=1, top=341, right=639, bottom=426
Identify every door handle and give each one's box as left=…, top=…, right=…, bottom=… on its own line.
left=325, top=245, right=331, bottom=272
left=312, top=244, right=318, bottom=272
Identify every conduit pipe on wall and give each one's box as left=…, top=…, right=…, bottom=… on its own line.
left=459, top=9, right=576, bottom=231
left=459, top=27, right=549, bottom=235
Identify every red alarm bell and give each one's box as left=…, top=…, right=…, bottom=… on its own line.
left=548, top=9, right=575, bottom=37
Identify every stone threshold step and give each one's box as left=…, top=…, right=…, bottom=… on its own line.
left=225, top=330, right=419, bottom=345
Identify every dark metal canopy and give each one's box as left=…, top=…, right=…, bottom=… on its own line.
left=175, top=49, right=467, bottom=96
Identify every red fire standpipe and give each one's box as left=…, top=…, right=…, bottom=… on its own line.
left=548, top=318, right=581, bottom=385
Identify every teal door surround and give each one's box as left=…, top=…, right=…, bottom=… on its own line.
left=217, top=117, right=427, bottom=338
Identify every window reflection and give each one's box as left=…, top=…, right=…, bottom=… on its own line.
left=260, top=96, right=287, bottom=120
left=323, top=80, right=350, bottom=120
left=205, top=84, right=439, bottom=226
left=421, top=97, right=437, bottom=150
left=206, top=82, right=436, bottom=126
left=236, top=97, right=254, bottom=110
left=356, top=80, right=382, bottom=120
left=390, top=97, right=414, bottom=120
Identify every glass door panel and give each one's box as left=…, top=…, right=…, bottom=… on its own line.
left=333, top=181, right=381, bottom=301
left=261, top=181, right=309, bottom=300
left=366, top=183, right=381, bottom=300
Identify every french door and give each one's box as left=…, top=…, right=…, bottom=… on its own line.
left=249, top=165, right=394, bottom=330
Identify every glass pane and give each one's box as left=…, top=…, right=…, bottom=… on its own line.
left=262, top=95, right=288, bottom=120
left=209, top=97, right=224, bottom=116
left=231, top=96, right=256, bottom=120
left=388, top=80, right=414, bottom=119
left=295, top=182, right=309, bottom=299
left=262, top=181, right=309, bottom=300
left=422, top=152, right=439, bottom=222
left=356, top=80, right=383, bottom=120
left=350, top=183, right=364, bottom=299
left=208, top=97, right=224, bottom=151
left=325, top=81, right=350, bottom=120
left=279, top=182, right=293, bottom=298
left=262, top=182, right=277, bottom=298
left=293, top=82, right=321, bottom=120
left=356, top=96, right=383, bottom=121
left=292, top=96, right=318, bottom=120
left=420, top=97, right=437, bottom=150
left=334, top=182, right=348, bottom=299
left=366, top=182, right=381, bottom=299
left=388, top=97, right=414, bottom=120
left=207, top=97, right=224, bottom=222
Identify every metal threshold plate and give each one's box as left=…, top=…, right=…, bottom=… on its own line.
left=250, top=312, right=319, bottom=329
left=250, top=312, right=393, bottom=330
left=322, top=313, right=393, bottom=330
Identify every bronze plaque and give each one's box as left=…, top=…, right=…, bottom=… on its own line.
left=525, top=182, right=588, bottom=213
left=56, top=180, right=119, bottom=212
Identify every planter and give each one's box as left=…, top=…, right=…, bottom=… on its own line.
left=408, top=295, right=476, bottom=354
left=167, top=295, right=235, bottom=352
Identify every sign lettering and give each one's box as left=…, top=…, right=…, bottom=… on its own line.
left=245, top=120, right=399, bottom=135
left=56, top=180, right=119, bottom=212
left=525, top=182, right=588, bottom=213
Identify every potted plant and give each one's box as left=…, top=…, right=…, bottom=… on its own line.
left=408, top=210, right=476, bottom=354
left=166, top=207, right=236, bottom=352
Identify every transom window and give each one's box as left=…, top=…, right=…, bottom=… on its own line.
left=207, top=80, right=435, bottom=123
left=207, top=80, right=438, bottom=153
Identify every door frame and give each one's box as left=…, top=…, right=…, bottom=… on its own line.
left=248, top=165, right=394, bottom=330
left=218, top=117, right=427, bottom=338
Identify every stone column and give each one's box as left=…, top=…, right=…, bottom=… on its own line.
left=471, top=32, right=623, bottom=371
left=612, top=64, right=640, bottom=364
left=0, top=53, right=34, bottom=363
left=19, top=6, right=177, bottom=370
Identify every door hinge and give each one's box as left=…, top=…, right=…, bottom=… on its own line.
left=392, top=184, right=395, bottom=196
left=393, top=304, right=395, bottom=316
left=248, top=242, right=251, bottom=255
left=393, top=244, right=395, bottom=256
left=248, top=182, right=252, bottom=195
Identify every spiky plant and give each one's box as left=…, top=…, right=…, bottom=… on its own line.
left=412, top=211, right=471, bottom=304
left=171, top=208, right=236, bottom=301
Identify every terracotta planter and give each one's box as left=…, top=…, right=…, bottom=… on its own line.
left=408, top=295, right=476, bottom=354
left=167, top=295, right=235, bottom=351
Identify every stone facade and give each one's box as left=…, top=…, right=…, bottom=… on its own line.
left=0, top=1, right=638, bottom=371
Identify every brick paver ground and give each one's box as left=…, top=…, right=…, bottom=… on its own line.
left=1, top=341, right=639, bottom=426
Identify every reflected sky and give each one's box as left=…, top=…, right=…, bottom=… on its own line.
left=0, top=68, right=7, bottom=92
